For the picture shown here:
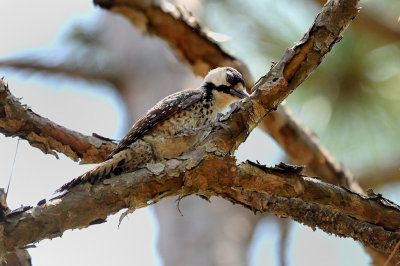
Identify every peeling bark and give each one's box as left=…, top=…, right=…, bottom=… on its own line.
left=1, top=156, right=399, bottom=257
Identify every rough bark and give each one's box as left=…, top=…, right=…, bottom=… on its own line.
left=1, top=157, right=399, bottom=257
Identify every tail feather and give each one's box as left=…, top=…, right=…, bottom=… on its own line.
left=56, top=140, right=153, bottom=193
left=55, top=155, right=125, bottom=193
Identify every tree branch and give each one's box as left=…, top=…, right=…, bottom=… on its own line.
left=2, top=156, right=399, bottom=257
left=0, top=80, right=115, bottom=164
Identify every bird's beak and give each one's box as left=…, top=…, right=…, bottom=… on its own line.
left=231, top=83, right=249, bottom=99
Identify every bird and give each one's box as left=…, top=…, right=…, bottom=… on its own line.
left=56, top=67, right=248, bottom=192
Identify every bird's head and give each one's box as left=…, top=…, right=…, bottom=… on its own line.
left=203, top=67, right=248, bottom=99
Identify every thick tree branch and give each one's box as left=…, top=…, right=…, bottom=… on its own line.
left=0, top=80, right=115, bottom=164
left=2, top=156, right=399, bottom=257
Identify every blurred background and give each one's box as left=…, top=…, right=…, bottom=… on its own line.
left=0, top=0, right=399, bottom=265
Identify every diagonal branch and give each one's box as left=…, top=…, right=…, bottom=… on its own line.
left=0, top=79, right=115, bottom=164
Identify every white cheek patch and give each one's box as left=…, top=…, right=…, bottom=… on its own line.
left=212, top=90, right=238, bottom=115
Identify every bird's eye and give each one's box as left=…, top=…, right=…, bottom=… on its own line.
left=226, top=71, right=235, bottom=85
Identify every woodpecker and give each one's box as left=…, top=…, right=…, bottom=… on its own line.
left=57, top=67, right=248, bottom=192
